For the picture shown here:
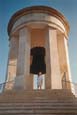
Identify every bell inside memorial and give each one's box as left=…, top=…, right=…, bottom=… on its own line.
left=30, top=47, right=46, bottom=74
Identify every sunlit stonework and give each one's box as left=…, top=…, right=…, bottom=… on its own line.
left=5, top=6, right=73, bottom=92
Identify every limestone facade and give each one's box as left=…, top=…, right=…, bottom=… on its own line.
left=5, top=6, right=73, bottom=91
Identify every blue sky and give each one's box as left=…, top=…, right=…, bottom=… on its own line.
left=0, top=0, right=77, bottom=83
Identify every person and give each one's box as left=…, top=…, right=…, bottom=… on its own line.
left=37, top=72, right=43, bottom=89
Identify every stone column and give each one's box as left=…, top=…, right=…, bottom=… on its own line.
left=45, top=29, right=51, bottom=89
left=45, top=28, right=62, bottom=89
left=15, top=27, right=31, bottom=90
left=5, top=36, right=18, bottom=90
left=64, top=37, right=72, bottom=89
left=57, top=33, right=73, bottom=91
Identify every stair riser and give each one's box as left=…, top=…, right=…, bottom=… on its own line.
left=0, top=110, right=77, bottom=114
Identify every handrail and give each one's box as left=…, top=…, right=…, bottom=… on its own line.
left=0, top=80, right=14, bottom=92
left=62, top=79, right=77, bottom=95
left=62, top=72, right=77, bottom=86
left=0, top=74, right=77, bottom=96
left=62, top=79, right=77, bottom=85
left=0, top=80, right=14, bottom=86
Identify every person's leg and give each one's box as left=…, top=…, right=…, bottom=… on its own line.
left=37, top=85, right=39, bottom=89
left=40, top=85, right=42, bottom=89
left=38, top=84, right=40, bottom=89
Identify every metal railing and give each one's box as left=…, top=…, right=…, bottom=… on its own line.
left=0, top=74, right=77, bottom=96
left=62, top=72, right=77, bottom=96
left=0, top=80, right=14, bottom=93
left=62, top=79, right=77, bottom=96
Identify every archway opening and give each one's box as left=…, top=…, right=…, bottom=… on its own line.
left=30, top=47, right=46, bottom=89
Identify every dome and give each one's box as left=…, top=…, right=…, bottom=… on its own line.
left=8, top=6, right=70, bottom=37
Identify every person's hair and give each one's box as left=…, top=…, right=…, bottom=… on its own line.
left=38, top=72, right=42, bottom=76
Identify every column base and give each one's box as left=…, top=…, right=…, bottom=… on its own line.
left=14, top=75, right=25, bottom=90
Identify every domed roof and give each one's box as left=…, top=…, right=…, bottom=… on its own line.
left=8, top=6, right=70, bottom=36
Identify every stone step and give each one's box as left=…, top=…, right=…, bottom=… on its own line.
left=0, top=99, right=76, bottom=103
left=1, top=98, right=75, bottom=102
left=2, top=90, right=74, bottom=97
left=0, top=105, right=77, bottom=109
left=0, top=113, right=77, bottom=115
left=0, top=102, right=77, bottom=106
left=0, top=113, right=73, bottom=115
left=0, top=109, right=77, bottom=114
left=0, top=90, right=76, bottom=115
left=0, top=90, right=75, bottom=100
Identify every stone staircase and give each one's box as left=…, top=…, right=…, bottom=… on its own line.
left=0, top=90, right=77, bottom=115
